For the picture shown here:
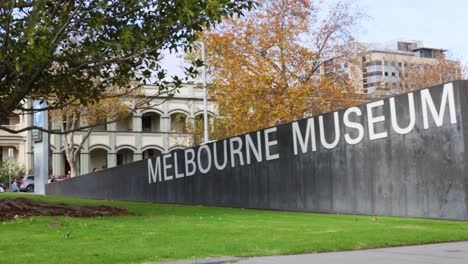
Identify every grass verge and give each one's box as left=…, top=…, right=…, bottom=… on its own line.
left=1, top=193, right=468, bottom=264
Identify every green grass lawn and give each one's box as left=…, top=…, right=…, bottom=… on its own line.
left=1, top=193, right=468, bottom=264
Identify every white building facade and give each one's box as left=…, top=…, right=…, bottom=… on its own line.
left=0, top=83, right=215, bottom=177
left=321, top=40, right=461, bottom=95
left=0, top=112, right=33, bottom=172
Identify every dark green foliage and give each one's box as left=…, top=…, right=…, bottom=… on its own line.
left=0, top=0, right=254, bottom=124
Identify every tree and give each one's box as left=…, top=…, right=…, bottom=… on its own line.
left=0, top=0, right=254, bottom=130
left=186, top=114, right=228, bottom=146
left=49, top=92, right=130, bottom=177
left=400, top=57, right=462, bottom=90
left=0, top=160, right=26, bottom=185
left=200, top=0, right=364, bottom=138
left=370, top=51, right=464, bottom=96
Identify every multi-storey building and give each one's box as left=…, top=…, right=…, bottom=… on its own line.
left=0, top=83, right=215, bottom=177
left=323, top=40, right=461, bottom=96
left=0, top=112, right=32, bottom=171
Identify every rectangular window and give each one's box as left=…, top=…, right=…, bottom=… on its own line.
left=142, top=116, right=151, bottom=132
left=392, top=72, right=396, bottom=77
left=385, top=72, right=388, bottom=76
left=366, top=61, right=382, bottom=66
left=367, top=82, right=379, bottom=88
left=364, top=71, right=383, bottom=78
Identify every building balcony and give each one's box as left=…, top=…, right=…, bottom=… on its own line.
left=0, top=125, right=25, bottom=146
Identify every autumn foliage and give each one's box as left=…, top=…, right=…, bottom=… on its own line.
left=397, top=55, right=463, bottom=92
left=201, top=0, right=364, bottom=138
left=370, top=51, right=464, bottom=96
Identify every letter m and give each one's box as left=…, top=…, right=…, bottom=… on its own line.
left=292, top=118, right=316, bottom=155
left=148, top=157, right=162, bottom=184
left=421, top=83, right=457, bottom=129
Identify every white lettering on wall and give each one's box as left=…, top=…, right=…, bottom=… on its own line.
left=147, top=83, right=460, bottom=185
left=174, top=152, right=184, bottom=179
left=246, top=132, right=263, bottom=164
left=230, top=137, right=244, bottom=167
left=148, top=157, right=162, bottom=184
left=163, top=154, right=173, bottom=181
left=319, top=112, right=340, bottom=149
left=197, top=144, right=212, bottom=174
left=343, top=107, right=364, bottom=145
left=264, top=127, right=280, bottom=160
left=390, top=93, right=415, bottom=134
left=421, top=83, right=457, bottom=129
left=184, top=149, right=196, bottom=176
left=292, top=118, right=317, bottom=155
left=367, top=100, right=388, bottom=140
left=213, top=140, right=228, bottom=170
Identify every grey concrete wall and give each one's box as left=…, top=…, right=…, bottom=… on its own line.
left=47, top=81, right=468, bottom=220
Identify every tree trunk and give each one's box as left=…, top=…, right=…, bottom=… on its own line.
left=69, top=153, right=80, bottom=178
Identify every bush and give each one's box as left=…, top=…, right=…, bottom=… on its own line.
left=0, top=161, right=26, bottom=184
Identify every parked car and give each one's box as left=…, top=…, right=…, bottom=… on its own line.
left=49, top=176, right=65, bottom=183
left=19, top=175, right=34, bottom=192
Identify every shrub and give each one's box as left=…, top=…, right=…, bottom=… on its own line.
left=0, top=160, right=26, bottom=184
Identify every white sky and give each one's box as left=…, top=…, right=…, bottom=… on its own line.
left=357, top=0, right=468, bottom=62
left=162, top=0, right=468, bottom=78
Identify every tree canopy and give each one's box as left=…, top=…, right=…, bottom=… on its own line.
left=0, top=0, right=254, bottom=129
left=200, top=0, right=364, bottom=138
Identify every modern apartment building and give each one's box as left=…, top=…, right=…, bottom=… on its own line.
left=0, top=83, right=215, bottom=177
left=324, top=40, right=461, bottom=95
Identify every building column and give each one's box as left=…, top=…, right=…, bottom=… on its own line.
left=107, top=152, right=117, bottom=168
left=161, top=116, right=170, bottom=152
left=133, top=110, right=142, bottom=161
left=162, top=102, right=170, bottom=152
left=52, top=152, right=63, bottom=176
left=51, top=122, right=62, bottom=176
left=107, top=120, right=117, bottom=168
left=25, top=100, right=34, bottom=172
left=80, top=152, right=90, bottom=174
left=77, top=121, right=91, bottom=175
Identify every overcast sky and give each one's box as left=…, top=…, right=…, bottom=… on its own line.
left=358, top=0, right=467, bottom=61
left=162, top=0, right=468, bottom=78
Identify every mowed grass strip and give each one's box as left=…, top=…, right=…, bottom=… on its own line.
left=1, top=193, right=468, bottom=264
